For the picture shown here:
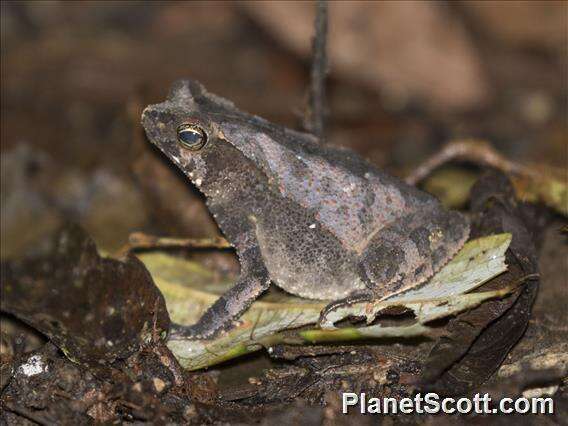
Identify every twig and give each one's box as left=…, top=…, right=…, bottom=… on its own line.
left=3, top=403, right=53, bottom=426
left=151, top=343, right=186, bottom=388
left=151, top=297, right=161, bottom=344
left=303, top=0, right=328, bottom=141
left=126, top=232, right=231, bottom=251
left=405, top=139, right=529, bottom=186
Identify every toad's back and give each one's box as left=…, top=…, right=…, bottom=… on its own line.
left=216, top=118, right=440, bottom=254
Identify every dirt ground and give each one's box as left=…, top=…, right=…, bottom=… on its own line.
left=1, top=1, right=567, bottom=424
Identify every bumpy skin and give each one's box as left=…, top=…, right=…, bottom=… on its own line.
left=141, top=80, right=470, bottom=339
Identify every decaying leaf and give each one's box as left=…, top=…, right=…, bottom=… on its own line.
left=0, top=225, right=170, bottom=366
left=510, top=167, right=567, bottom=216
left=422, top=167, right=478, bottom=209
left=424, top=165, right=567, bottom=216
left=422, top=171, right=541, bottom=393
left=140, top=233, right=512, bottom=370
left=408, top=139, right=568, bottom=216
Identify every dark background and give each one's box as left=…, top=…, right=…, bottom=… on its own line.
left=2, top=1, right=566, bottom=257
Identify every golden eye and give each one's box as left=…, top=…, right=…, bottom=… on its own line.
left=177, top=123, right=208, bottom=150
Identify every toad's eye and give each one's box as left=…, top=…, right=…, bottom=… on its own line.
left=177, top=123, right=208, bottom=150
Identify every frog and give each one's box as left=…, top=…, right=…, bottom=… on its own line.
left=141, top=79, right=470, bottom=339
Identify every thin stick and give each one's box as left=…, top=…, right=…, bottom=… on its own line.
left=405, top=139, right=529, bottom=186
left=303, top=0, right=328, bottom=141
left=127, top=232, right=231, bottom=251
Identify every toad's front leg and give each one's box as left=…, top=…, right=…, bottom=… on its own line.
left=170, top=247, right=270, bottom=340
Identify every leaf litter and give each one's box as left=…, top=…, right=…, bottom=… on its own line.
left=139, top=233, right=513, bottom=370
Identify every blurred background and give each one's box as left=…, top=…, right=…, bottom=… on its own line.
left=1, top=0, right=566, bottom=259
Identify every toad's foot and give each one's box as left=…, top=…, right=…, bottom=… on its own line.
left=170, top=273, right=270, bottom=340
left=317, top=291, right=375, bottom=330
left=170, top=247, right=270, bottom=340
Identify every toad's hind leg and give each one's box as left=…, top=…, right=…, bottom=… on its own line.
left=319, top=208, right=469, bottom=327
left=170, top=247, right=270, bottom=340
left=359, top=208, right=469, bottom=298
